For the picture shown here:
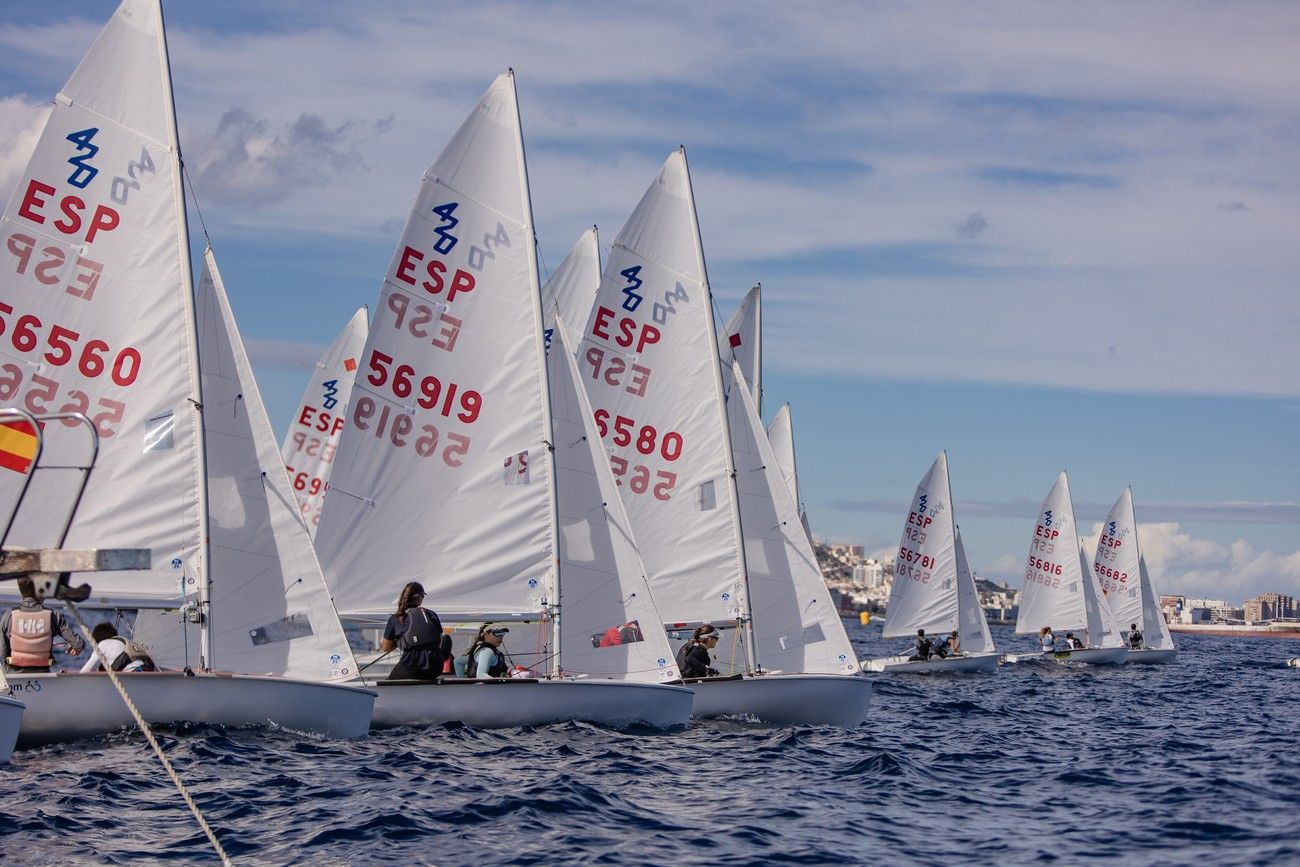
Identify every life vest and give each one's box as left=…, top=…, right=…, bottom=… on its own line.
left=1041, top=633, right=1056, bottom=651
left=111, top=639, right=157, bottom=672
left=398, top=607, right=441, bottom=651
left=1129, top=629, right=1144, bottom=649
left=6, top=608, right=53, bottom=668
left=466, top=642, right=507, bottom=678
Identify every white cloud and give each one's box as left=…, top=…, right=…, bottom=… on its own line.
left=0, top=97, right=47, bottom=205
left=1081, top=521, right=1300, bottom=602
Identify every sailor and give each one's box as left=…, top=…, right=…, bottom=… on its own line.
left=678, top=624, right=722, bottom=678
left=380, top=581, right=445, bottom=681
left=1039, top=626, right=1056, bottom=652
left=1, top=575, right=84, bottom=672
left=909, top=628, right=933, bottom=662
left=1128, top=623, right=1144, bottom=650
left=79, top=622, right=156, bottom=673
left=465, top=625, right=510, bottom=678
left=1065, top=632, right=1084, bottom=650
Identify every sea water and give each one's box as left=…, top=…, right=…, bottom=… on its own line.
left=2, top=623, right=1297, bottom=865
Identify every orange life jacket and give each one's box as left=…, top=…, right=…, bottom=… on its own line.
left=7, top=608, right=53, bottom=668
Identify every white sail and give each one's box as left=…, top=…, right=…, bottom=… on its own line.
left=727, top=362, right=857, bottom=674
left=954, top=528, right=995, bottom=653
left=883, top=452, right=958, bottom=639
left=577, top=150, right=746, bottom=632
left=280, top=306, right=368, bottom=537
left=1095, top=487, right=1142, bottom=630
left=0, top=0, right=202, bottom=601
left=542, top=227, right=600, bottom=342
left=766, top=404, right=801, bottom=513
left=719, top=284, right=761, bottom=411
left=550, top=322, right=680, bottom=683
left=134, top=250, right=360, bottom=681
left=316, top=73, right=555, bottom=621
left=1078, top=541, right=1123, bottom=647
left=1137, top=553, right=1175, bottom=649
left=1016, top=472, right=1089, bottom=634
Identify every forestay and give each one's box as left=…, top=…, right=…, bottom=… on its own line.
left=316, top=73, right=555, bottom=620
left=549, top=323, right=680, bottom=683
left=884, top=452, right=959, bottom=640
left=1016, top=472, right=1089, bottom=634
left=280, top=306, right=368, bottom=537
left=542, top=228, right=600, bottom=345
left=719, top=285, right=761, bottom=411
left=577, top=150, right=746, bottom=630
left=134, top=250, right=359, bottom=681
left=0, top=0, right=202, bottom=601
left=954, top=528, right=995, bottom=653
left=726, top=362, right=856, bottom=674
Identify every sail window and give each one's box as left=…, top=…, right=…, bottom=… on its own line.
left=504, top=450, right=530, bottom=485
left=697, top=480, right=716, bottom=511
left=249, top=612, right=314, bottom=645
left=143, top=410, right=175, bottom=452
left=589, top=620, right=645, bottom=648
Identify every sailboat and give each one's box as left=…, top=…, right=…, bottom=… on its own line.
left=1095, top=487, right=1176, bottom=663
left=865, top=452, right=998, bottom=672
left=313, top=74, right=692, bottom=730
left=765, top=404, right=813, bottom=543
left=280, top=306, right=369, bottom=537
left=1013, top=472, right=1128, bottom=665
left=720, top=284, right=762, bottom=410
left=577, top=150, right=870, bottom=725
left=0, top=0, right=374, bottom=745
left=542, top=227, right=601, bottom=346
left=0, top=691, right=19, bottom=762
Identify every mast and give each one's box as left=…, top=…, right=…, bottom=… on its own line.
left=942, top=449, right=960, bottom=633
left=511, top=70, right=562, bottom=675
left=753, top=283, right=763, bottom=418
left=155, top=0, right=213, bottom=668
left=681, top=147, right=759, bottom=672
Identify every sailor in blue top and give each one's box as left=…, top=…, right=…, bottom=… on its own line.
left=380, top=581, right=444, bottom=681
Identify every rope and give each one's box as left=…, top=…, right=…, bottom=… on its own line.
left=65, top=602, right=233, bottom=866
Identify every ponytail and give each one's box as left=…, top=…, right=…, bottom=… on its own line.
left=394, top=581, right=426, bottom=618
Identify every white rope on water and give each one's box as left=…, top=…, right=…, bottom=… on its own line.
left=65, top=601, right=233, bottom=866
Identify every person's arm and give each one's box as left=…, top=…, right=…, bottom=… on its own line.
left=379, top=616, right=399, bottom=654
left=474, top=646, right=497, bottom=678
left=80, top=640, right=104, bottom=673
left=53, top=611, right=84, bottom=655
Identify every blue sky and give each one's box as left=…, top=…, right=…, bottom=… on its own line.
left=2, top=1, right=1296, bottom=602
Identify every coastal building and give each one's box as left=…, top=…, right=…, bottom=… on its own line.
left=1243, top=593, right=1295, bottom=623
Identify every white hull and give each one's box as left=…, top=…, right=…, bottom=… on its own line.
left=1002, top=647, right=1129, bottom=665
left=1127, top=648, right=1178, bottom=665
left=10, top=672, right=376, bottom=748
left=1286, top=658, right=1298, bottom=668
left=687, top=673, right=871, bottom=726
left=864, top=652, right=1000, bottom=674
left=1, top=695, right=23, bottom=762
left=370, top=678, right=694, bottom=730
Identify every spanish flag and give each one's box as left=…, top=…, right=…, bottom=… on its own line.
left=0, top=419, right=39, bottom=474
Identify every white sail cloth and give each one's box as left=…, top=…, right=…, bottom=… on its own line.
left=134, top=251, right=360, bottom=681
left=577, top=150, right=746, bottom=630
left=280, top=307, right=368, bottom=537
left=542, top=228, right=601, bottom=342
left=954, top=529, right=996, bottom=653
left=720, top=285, right=761, bottom=411
left=1016, top=472, right=1121, bottom=647
left=726, top=363, right=857, bottom=674
left=0, top=0, right=202, bottom=601
left=884, top=452, right=959, bottom=639
left=316, top=73, right=555, bottom=620
left=549, top=323, right=680, bottom=683
left=766, top=404, right=801, bottom=514
left=1097, top=487, right=1174, bottom=650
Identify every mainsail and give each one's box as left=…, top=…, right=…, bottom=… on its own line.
left=577, top=150, right=748, bottom=637
left=0, top=0, right=203, bottom=601
left=281, top=306, right=368, bottom=537
left=1137, top=553, right=1175, bottom=650
left=1016, top=472, right=1090, bottom=634
left=135, top=250, right=360, bottom=680
left=316, top=73, right=555, bottom=621
left=884, top=452, right=959, bottom=639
